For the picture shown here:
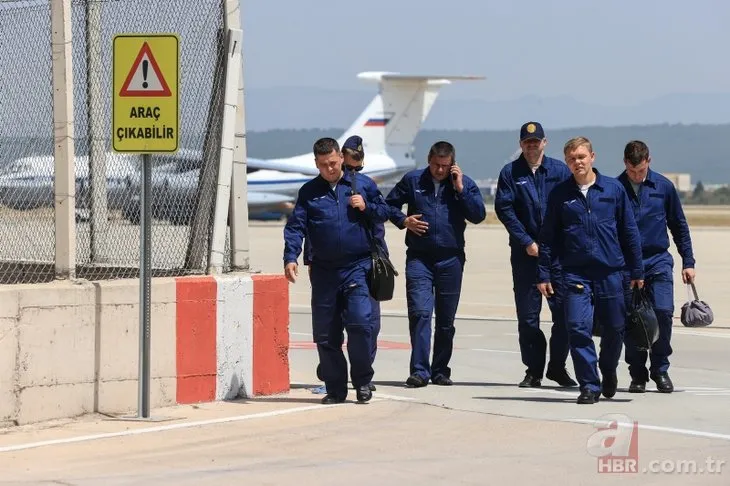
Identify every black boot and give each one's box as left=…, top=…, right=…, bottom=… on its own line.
left=518, top=373, right=542, bottom=388
left=356, top=385, right=372, bottom=403
left=628, top=379, right=646, bottom=393
left=650, top=372, right=674, bottom=393
left=546, top=367, right=578, bottom=387
left=577, top=388, right=600, bottom=404
left=602, top=373, right=618, bottom=399
left=321, top=393, right=346, bottom=404
left=405, top=374, right=428, bottom=388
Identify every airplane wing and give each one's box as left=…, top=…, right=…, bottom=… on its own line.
left=247, top=191, right=295, bottom=212
left=247, top=157, right=320, bottom=176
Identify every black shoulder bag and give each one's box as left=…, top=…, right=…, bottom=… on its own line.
left=351, top=169, right=399, bottom=301
left=626, top=286, right=660, bottom=351
left=365, top=223, right=398, bottom=301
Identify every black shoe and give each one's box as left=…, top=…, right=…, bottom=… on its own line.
left=321, top=394, right=346, bottom=404
left=432, top=374, right=453, bottom=386
left=577, top=389, right=600, bottom=404
left=628, top=379, right=646, bottom=393
left=518, top=373, right=542, bottom=388
left=368, top=382, right=377, bottom=392
left=546, top=367, right=578, bottom=388
left=405, top=374, right=428, bottom=388
left=650, top=372, right=674, bottom=393
left=602, top=373, right=618, bottom=399
left=356, top=385, right=372, bottom=403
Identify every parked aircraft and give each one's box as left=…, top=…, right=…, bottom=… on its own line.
left=0, top=71, right=484, bottom=223
left=128, top=71, right=484, bottom=223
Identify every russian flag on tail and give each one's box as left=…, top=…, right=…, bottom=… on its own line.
left=364, top=117, right=390, bottom=127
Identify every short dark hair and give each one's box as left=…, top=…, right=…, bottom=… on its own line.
left=624, top=140, right=650, bottom=166
left=313, top=137, right=339, bottom=157
left=427, top=141, right=455, bottom=163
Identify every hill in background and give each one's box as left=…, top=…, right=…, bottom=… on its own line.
left=246, top=123, right=730, bottom=185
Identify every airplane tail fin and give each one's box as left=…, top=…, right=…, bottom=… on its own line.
left=337, top=72, right=485, bottom=165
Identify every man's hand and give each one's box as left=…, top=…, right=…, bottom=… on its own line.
left=537, top=282, right=554, bottom=298
left=682, top=268, right=696, bottom=284
left=404, top=214, right=429, bottom=235
left=450, top=164, right=464, bottom=193
left=349, top=194, right=366, bottom=211
left=526, top=242, right=539, bottom=257
left=285, top=262, right=298, bottom=283
left=630, top=279, right=644, bottom=289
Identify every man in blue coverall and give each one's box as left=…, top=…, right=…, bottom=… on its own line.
left=537, top=136, right=644, bottom=404
left=494, top=121, right=577, bottom=389
left=304, top=135, right=385, bottom=392
left=618, top=140, right=696, bottom=394
left=283, top=137, right=391, bottom=404
left=385, top=141, right=486, bottom=387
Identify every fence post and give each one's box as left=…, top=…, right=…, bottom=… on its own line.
left=225, top=0, right=250, bottom=271
left=208, top=27, right=242, bottom=274
left=86, top=0, right=108, bottom=263
left=51, top=0, right=76, bottom=279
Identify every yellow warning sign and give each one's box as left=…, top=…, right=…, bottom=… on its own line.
left=112, top=34, right=179, bottom=153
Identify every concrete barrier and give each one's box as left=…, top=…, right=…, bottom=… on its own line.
left=0, top=272, right=289, bottom=427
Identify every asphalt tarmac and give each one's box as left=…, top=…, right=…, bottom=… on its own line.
left=0, top=221, right=728, bottom=485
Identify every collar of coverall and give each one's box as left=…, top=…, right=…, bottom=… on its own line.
left=517, top=153, right=548, bottom=173
left=570, top=168, right=608, bottom=191
left=619, top=166, right=656, bottom=188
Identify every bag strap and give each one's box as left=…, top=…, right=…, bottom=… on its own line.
left=349, top=167, right=379, bottom=257
left=690, top=281, right=700, bottom=301
left=631, top=286, right=641, bottom=306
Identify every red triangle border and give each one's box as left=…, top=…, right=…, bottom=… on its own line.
left=119, top=41, right=172, bottom=97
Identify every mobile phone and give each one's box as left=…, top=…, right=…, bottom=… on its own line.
left=451, top=161, right=458, bottom=181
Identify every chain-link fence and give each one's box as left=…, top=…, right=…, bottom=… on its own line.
left=0, top=0, right=231, bottom=283
left=0, top=0, right=56, bottom=284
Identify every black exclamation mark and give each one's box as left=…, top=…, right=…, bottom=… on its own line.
left=142, top=60, right=148, bottom=89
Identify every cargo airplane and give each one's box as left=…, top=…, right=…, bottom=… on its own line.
left=0, top=71, right=484, bottom=222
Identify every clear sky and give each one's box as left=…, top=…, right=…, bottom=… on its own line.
left=3, top=0, right=729, bottom=138
left=241, top=0, right=730, bottom=105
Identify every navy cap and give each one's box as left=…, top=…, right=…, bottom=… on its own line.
left=520, top=121, right=545, bottom=141
left=342, top=135, right=364, bottom=155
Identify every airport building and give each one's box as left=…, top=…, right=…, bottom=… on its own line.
left=662, top=172, right=692, bottom=192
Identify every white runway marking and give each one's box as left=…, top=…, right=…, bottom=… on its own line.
left=373, top=393, right=419, bottom=402
left=0, top=403, right=348, bottom=454
left=564, top=418, right=730, bottom=442
left=471, top=348, right=521, bottom=355
left=680, top=387, right=730, bottom=397
left=290, top=332, right=485, bottom=338
left=673, top=329, right=730, bottom=338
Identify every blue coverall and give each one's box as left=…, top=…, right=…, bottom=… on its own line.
left=617, top=168, right=695, bottom=382
left=494, top=155, right=573, bottom=379
left=538, top=169, right=644, bottom=393
left=303, top=193, right=388, bottom=366
left=284, top=170, right=390, bottom=398
left=386, top=168, right=486, bottom=382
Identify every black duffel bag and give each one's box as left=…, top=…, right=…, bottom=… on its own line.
left=626, top=287, right=660, bottom=351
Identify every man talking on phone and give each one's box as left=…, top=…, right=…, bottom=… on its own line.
left=385, top=141, right=486, bottom=388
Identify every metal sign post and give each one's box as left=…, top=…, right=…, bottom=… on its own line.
left=138, top=153, right=152, bottom=418
left=111, top=33, right=179, bottom=421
